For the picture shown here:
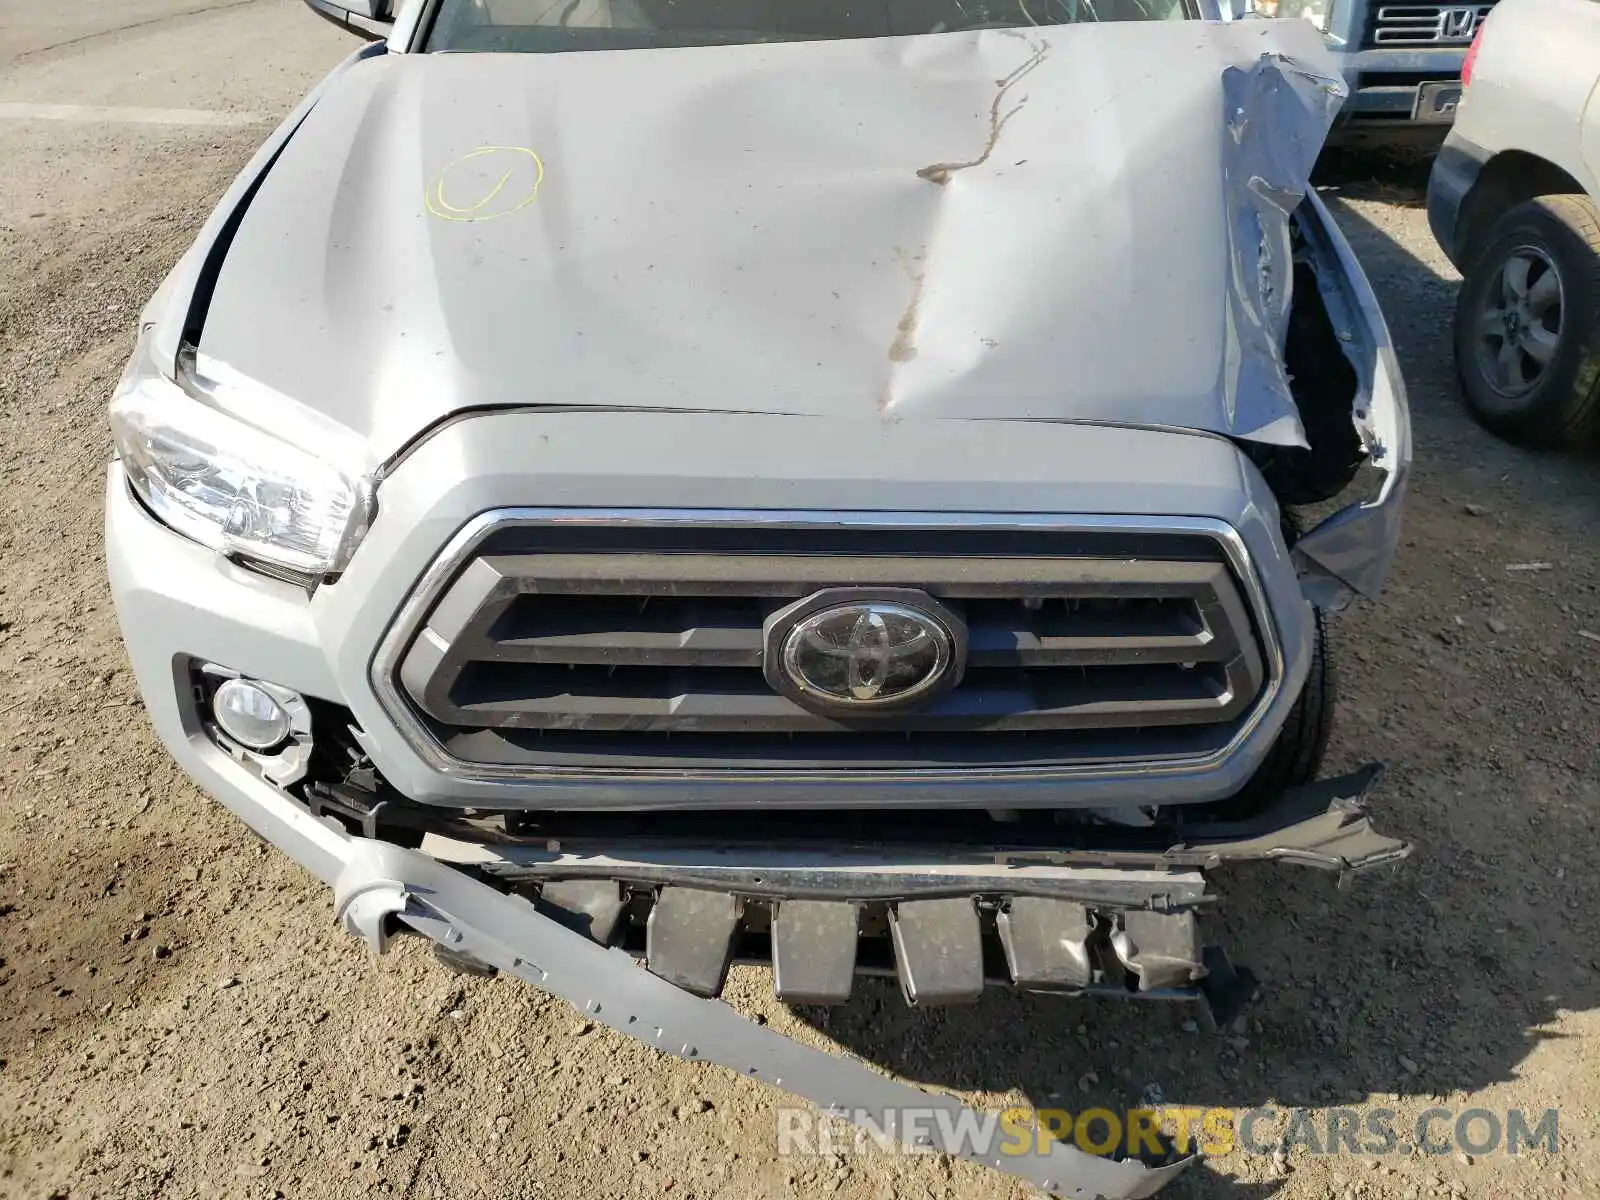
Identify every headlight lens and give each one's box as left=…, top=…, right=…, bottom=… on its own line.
left=110, top=341, right=373, bottom=577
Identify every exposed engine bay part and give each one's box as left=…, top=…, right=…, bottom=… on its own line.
left=536, top=879, right=628, bottom=944
left=646, top=886, right=741, bottom=997
left=889, top=897, right=987, bottom=1005
left=514, top=875, right=1227, bottom=1009
left=772, top=900, right=861, bottom=1005
left=1252, top=262, right=1365, bottom=508
left=996, top=898, right=1095, bottom=990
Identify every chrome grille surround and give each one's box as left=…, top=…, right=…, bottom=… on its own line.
left=1366, top=3, right=1495, bottom=46
left=368, top=510, right=1286, bottom=790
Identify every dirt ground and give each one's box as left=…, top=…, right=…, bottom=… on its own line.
left=2, top=9, right=1599, bottom=1200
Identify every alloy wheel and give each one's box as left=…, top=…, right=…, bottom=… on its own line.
left=1474, top=245, right=1564, bottom=397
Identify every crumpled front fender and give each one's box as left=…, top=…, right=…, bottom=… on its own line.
left=1288, top=194, right=1413, bottom=611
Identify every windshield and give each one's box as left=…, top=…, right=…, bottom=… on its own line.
left=423, top=0, right=1193, bottom=53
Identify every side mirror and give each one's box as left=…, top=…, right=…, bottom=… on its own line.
left=304, top=0, right=395, bottom=40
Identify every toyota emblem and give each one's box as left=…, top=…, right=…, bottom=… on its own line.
left=766, top=591, right=965, bottom=714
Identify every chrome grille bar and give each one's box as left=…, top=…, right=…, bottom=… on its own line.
left=1368, top=3, right=1495, bottom=46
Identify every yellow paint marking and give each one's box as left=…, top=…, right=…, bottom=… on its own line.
left=425, top=146, right=544, bottom=223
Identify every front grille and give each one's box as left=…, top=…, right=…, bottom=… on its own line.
left=1365, top=3, right=1494, bottom=46
left=388, top=520, right=1269, bottom=774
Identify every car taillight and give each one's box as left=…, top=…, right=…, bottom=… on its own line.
left=1461, top=26, right=1485, bottom=88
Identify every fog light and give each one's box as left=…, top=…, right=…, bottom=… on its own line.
left=212, top=678, right=294, bottom=751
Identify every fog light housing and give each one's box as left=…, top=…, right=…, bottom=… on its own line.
left=196, top=665, right=315, bottom=788
left=212, top=678, right=294, bottom=751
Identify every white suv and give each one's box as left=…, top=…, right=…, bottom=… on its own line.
left=1428, top=0, right=1600, bottom=446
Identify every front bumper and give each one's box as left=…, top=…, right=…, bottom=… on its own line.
left=1427, top=133, right=1491, bottom=270
left=1327, top=46, right=1468, bottom=136
left=345, top=836, right=1202, bottom=1199
left=114, top=650, right=1405, bottom=1197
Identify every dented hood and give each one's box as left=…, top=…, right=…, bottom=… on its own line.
left=200, top=19, right=1346, bottom=462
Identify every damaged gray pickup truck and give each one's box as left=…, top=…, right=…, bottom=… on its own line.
left=105, top=0, right=1411, bottom=1194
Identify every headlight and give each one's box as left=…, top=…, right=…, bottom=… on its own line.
left=110, top=337, right=374, bottom=578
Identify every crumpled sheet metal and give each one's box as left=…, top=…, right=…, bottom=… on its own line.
left=1218, top=51, right=1348, bottom=446
left=1288, top=196, right=1414, bottom=608
left=1158, top=764, right=1412, bottom=875
left=199, top=19, right=1351, bottom=462
left=187, top=18, right=1405, bottom=607
left=332, top=842, right=1192, bottom=1199
left=1293, top=467, right=1407, bottom=609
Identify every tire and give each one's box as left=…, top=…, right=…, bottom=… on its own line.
left=1453, top=194, right=1600, bottom=448
left=1204, top=607, right=1335, bottom=820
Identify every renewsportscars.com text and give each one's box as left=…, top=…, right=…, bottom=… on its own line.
left=776, top=1105, right=1559, bottom=1160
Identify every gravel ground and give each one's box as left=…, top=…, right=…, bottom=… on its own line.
left=1, top=6, right=1599, bottom=1199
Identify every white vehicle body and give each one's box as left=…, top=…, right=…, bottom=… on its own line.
left=1428, top=0, right=1600, bottom=445
left=1429, top=0, right=1600, bottom=268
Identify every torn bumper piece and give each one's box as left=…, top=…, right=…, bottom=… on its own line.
left=326, top=769, right=1406, bottom=1198
left=334, top=840, right=1192, bottom=1200
left=404, top=768, right=1407, bottom=1018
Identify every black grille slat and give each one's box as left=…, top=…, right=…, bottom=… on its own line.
left=483, top=593, right=1218, bottom=671
left=488, top=595, right=766, bottom=667
left=448, top=661, right=1234, bottom=732
left=965, top=595, right=1217, bottom=667
left=965, top=595, right=1203, bottom=637
left=966, top=639, right=1221, bottom=668
left=395, top=524, right=1269, bottom=771
left=482, top=638, right=765, bottom=668
left=442, top=725, right=1216, bottom=772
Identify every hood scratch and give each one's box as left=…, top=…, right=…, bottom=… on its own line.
left=887, top=244, right=927, bottom=372
left=882, top=245, right=928, bottom=415
left=916, top=41, right=1048, bottom=186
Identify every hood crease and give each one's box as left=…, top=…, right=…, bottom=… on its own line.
left=198, top=19, right=1347, bottom=462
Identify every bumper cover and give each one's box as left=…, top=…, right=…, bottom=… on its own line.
left=339, top=840, right=1196, bottom=1199
left=1427, top=134, right=1491, bottom=271
left=1328, top=46, right=1468, bottom=129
